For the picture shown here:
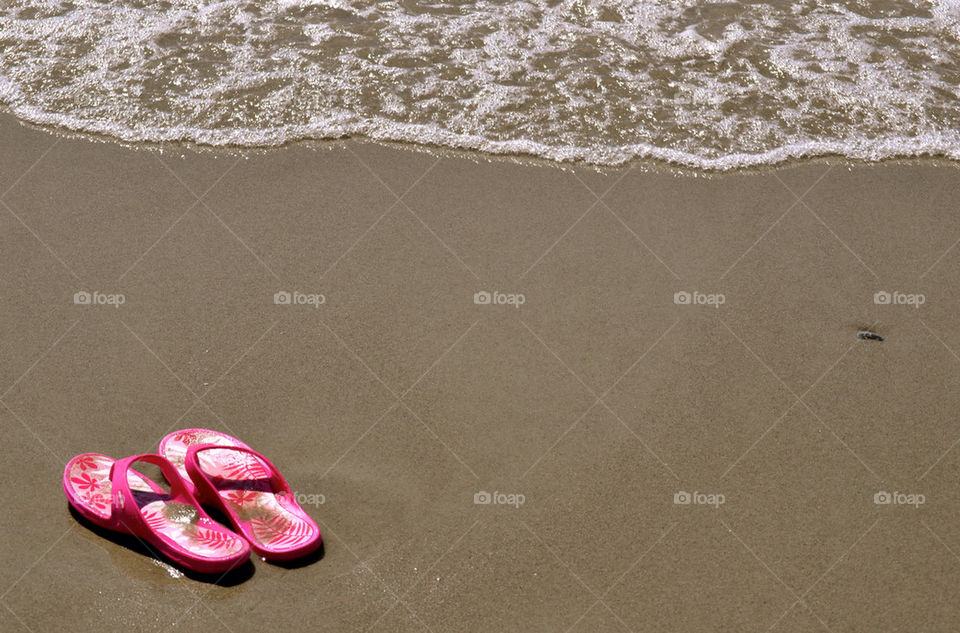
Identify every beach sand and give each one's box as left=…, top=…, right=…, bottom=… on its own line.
left=3, top=112, right=960, bottom=632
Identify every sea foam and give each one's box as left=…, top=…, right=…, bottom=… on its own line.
left=2, top=0, right=960, bottom=169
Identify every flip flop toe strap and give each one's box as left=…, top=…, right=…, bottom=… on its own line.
left=107, top=454, right=194, bottom=533
left=184, top=444, right=292, bottom=499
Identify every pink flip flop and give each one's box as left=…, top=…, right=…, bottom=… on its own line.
left=63, top=453, right=250, bottom=574
left=159, top=429, right=322, bottom=561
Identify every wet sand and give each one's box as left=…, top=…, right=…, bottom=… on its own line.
left=3, top=112, right=960, bottom=632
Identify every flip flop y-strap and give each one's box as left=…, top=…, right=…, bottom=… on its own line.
left=157, top=428, right=251, bottom=497
left=184, top=444, right=321, bottom=561
left=184, top=444, right=288, bottom=500
left=106, top=454, right=194, bottom=533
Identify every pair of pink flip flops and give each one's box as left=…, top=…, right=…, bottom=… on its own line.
left=63, top=428, right=322, bottom=574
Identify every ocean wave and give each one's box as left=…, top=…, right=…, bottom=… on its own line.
left=2, top=0, right=960, bottom=169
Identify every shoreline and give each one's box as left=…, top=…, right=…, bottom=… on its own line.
left=5, top=107, right=960, bottom=177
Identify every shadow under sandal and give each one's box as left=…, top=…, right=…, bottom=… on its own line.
left=183, top=444, right=322, bottom=562
left=63, top=453, right=251, bottom=574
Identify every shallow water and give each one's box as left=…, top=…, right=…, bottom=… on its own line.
left=2, top=0, right=959, bottom=169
